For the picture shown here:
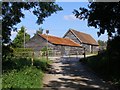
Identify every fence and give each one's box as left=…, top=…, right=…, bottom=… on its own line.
left=13, top=48, right=34, bottom=57
left=13, top=47, right=84, bottom=59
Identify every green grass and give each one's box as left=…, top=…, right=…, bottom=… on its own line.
left=33, top=57, right=52, bottom=71
left=2, top=66, right=43, bottom=88
left=2, top=57, right=51, bottom=88
left=80, top=52, right=120, bottom=87
left=0, top=77, right=2, bottom=89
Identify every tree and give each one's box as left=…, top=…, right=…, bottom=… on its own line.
left=35, top=27, right=44, bottom=35
left=2, top=2, right=62, bottom=58
left=98, top=40, right=107, bottom=50
left=73, top=2, right=120, bottom=83
left=73, top=2, right=120, bottom=37
left=98, top=40, right=107, bottom=46
left=13, top=26, right=30, bottom=48
left=2, top=2, right=63, bottom=44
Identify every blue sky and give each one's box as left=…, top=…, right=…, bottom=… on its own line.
left=11, top=2, right=108, bottom=41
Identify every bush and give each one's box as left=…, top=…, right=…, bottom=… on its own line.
left=86, top=54, right=108, bottom=76
left=2, top=66, right=44, bottom=88
left=3, top=57, right=51, bottom=72
left=33, top=58, right=51, bottom=71
left=84, top=50, right=120, bottom=86
left=2, top=57, right=51, bottom=88
left=2, top=57, right=32, bottom=73
left=13, top=48, right=33, bottom=57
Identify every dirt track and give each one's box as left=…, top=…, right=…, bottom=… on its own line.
left=43, top=57, right=112, bottom=90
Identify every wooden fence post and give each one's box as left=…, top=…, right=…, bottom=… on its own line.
left=83, top=48, right=86, bottom=59
left=31, top=52, right=34, bottom=66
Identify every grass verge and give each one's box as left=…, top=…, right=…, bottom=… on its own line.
left=2, top=57, right=51, bottom=88
left=80, top=53, right=120, bottom=88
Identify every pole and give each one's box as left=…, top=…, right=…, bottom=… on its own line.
left=24, top=29, right=25, bottom=48
left=84, top=47, right=86, bottom=59
left=47, top=34, right=48, bottom=60
left=46, top=30, right=49, bottom=60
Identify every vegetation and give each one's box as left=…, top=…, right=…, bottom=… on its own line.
left=2, top=57, right=51, bottom=88
left=83, top=52, right=120, bottom=87
left=80, top=36, right=120, bottom=87
left=98, top=40, right=107, bottom=50
left=73, top=2, right=120, bottom=37
left=98, top=40, right=107, bottom=47
left=75, top=2, right=120, bottom=87
left=2, top=2, right=62, bottom=88
left=3, top=66, right=44, bottom=88
left=34, top=27, right=44, bottom=35
left=41, top=46, right=52, bottom=56
left=13, top=48, right=33, bottom=57
left=2, top=47, right=51, bottom=88
left=2, top=2, right=63, bottom=58
left=12, top=26, right=30, bottom=48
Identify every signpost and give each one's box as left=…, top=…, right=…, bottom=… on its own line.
left=46, top=30, right=49, bottom=60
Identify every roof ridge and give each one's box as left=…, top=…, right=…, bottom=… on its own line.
left=38, top=34, right=82, bottom=47
left=69, top=29, right=98, bottom=46
left=70, top=29, right=90, bottom=36
left=39, top=34, right=63, bottom=39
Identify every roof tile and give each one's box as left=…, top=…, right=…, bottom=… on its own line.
left=39, top=34, right=82, bottom=47
left=70, top=29, right=99, bottom=46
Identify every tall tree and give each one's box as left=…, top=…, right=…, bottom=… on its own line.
left=73, top=2, right=120, bottom=37
left=13, top=26, right=30, bottom=48
left=2, top=2, right=63, bottom=44
left=98, top=40, right=107, bottom=50
left=35, top=27, right=44, bottom=35
left=2, top=2, right=62, bottom=58
left=98, top=40, right=107, bottom=46
left=73, top=2, right=120, bottom=83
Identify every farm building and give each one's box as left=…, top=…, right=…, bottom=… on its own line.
left=63, top=29, right=99, bottom=54
left=25, top=34, right=82, bottom=57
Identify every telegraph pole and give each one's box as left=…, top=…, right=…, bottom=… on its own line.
left=46, top=30, right=49, bottom=60
left=24, top=29, right=25, bottom=48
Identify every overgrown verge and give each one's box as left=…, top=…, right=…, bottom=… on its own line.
left=80, top=51, right=120, bottom=88
left=2, top=66, right=43, bottom=88
left=2, top=57, right=51, bottom=88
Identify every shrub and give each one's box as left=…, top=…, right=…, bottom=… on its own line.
left=2, top=57, right=32, bottom=73
left=2, top=57, right=51, bottom=88
left=13, top=48, right=33, bottom=57
left=41, top=47, right=52, bottom=56
left=84, top=51, right=120, bottom=86
left=33, top=57, right=51, bottom=71
left=2, top=66, right=44, bottom=88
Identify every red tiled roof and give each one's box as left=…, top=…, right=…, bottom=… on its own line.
left=69, top=29, right=99, bottom=46
left=38, top=34, right=82, bottom=47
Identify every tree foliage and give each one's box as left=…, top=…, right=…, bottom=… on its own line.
left=2, top=2, right=63, bottom=44
left=98, top=40, right=107, bottom=50
left=73, top=2, right=120, bottom=84
left=12, top=26, right=30, bottom=48
left=107, top=36, right=120, bottom=60
left=73, top=2, right=120, bottom=37
left=98, top=40, right=107, bottom=46
left=35, top=27, right=44, bottom=35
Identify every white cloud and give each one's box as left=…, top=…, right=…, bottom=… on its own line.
left=64, top=15, right=78, bottom=21
left=56, top=0, right=88, bottom=2
left=11, top=31, right=17, bottom=35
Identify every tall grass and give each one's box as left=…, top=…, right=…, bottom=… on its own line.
left=81, top=51, right=120, bottom=87
left=2, top=66, right=43, bottom=88
left=2, top=57, right=51, bottom=88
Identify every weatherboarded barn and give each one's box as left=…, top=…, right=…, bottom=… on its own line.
left=25, top=34, right=82, bottom=56
left=63, top=29, right=99, bottom=54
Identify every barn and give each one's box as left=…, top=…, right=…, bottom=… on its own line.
left=25, top=34, right=82, bottom=57
left=63, top=29, right=99, bottom=54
